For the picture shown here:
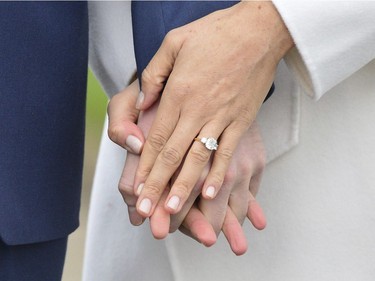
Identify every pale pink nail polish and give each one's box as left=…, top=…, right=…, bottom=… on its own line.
left=139, top=198, right=151, bottom=215
left=135, top=91, right=144, bottom=110
left=205, top=186, right=216, bottom=198
left=167, top=195, right=180, bottom=211
left=125, top=135, right=142, bottom=154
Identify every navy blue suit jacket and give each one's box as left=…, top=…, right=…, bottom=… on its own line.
left=0, top=2, right=88, bottom=245
left=132, top=1, right=274, bottom=98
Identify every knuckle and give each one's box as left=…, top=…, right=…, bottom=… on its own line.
left=189, top=145, right=211, bottom=165
left=238, top=162, right=252, bottom=176
left=107, top=123, right=122, bottom=144
left=210, top=172, right=225, bottom=188
left=147, top=129, right=169, bottom=152
left=160, top=146, right=182, bottom=167
left=118, top=182, right=138, bottom=206
left=253, top=157, right=266, bottom=175
left=216, top=147, right=234, bottom=161
left=223, top=166, right=236, bottom=184
left=144, top=180, right=164, bottom=197
left=118, top=179, right=134, bottom=195
left=235, top=110, right=252, bottom=128
left=164, top=29, right=180, bottom=47
left=258, top=152, right=267, bottom=170
left=174, top=179, right=192, bottom=199
left=127, top=110, right=139, bottom=123
left=135, top=167, right=151, bottom=181
left=141, top=66, right=163, bottom=88
left=238, top=151, right=266, bottom=176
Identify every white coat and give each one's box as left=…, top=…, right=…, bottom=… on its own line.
left=83, top=2, right=375, bottom=280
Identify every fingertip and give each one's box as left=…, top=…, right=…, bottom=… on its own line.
left=202, top=185, right=216, bottom=199
left=137, top=90, right=161, bottom=111
left=199, top=233, right=217, bottom=247
left=125, top=135, right=143, bottom=155
left=183, top=208, right=217, bottom=247
left=165, top=195, right=181, bottom=214
left=233, top=243, right=248, bottom=256
left=226, top=229, right=248, bottom=256
left=254, top=220, right=267, bottom=231
left=192, top=225, right=217, bottom=247
left=108, top=121, right=145, bottom=154
left=223, top=208, right=248, bottom=255
left=150, top=207, right=171, bottom=240
left=151, top=225, right=169, bottom=240
left=248, top=200, right=267, bottom=230
left=137, top=197, right=153, bottom=218
left=128, top=207, right=144, bottom=226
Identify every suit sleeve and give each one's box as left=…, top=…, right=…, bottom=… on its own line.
left=272, top=1, right=375, bottom=100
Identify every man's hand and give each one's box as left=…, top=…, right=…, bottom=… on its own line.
left=133, top=1, right=294, bottom=217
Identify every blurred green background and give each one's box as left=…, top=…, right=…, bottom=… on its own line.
left=86, top=70, right=107, bottom=131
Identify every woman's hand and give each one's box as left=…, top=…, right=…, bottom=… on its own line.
left=108, top=80, right=267, bottom=255
left=133, top=1, right=294, bottom=217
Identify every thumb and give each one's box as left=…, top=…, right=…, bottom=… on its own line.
left=107, top=80, right=145, bottom=154
left=136, top=30, right=183, bottom=111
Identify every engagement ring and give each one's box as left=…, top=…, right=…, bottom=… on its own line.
left=194, top=137, right=218, bottom=151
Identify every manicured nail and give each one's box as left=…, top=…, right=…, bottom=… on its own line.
left=139, top=198, right=151, bottom=215
left=205, top=186, right=216, bottom=198
left=167, top=195, right=180, bottom=211
left=125, top=135, right=142, bottom=154
left=136, top=183, right=144, bottom=196
left=135, top=91, right=144, bottom=110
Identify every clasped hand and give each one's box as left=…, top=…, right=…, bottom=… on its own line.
left=107, top=1, right=293, bottom=254
left=131, top=2, right=293, bottom=217
left=108, top=80, right=266, bottom=255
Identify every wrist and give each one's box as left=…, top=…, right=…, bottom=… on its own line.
left=238, top=1, right=294, bottom=63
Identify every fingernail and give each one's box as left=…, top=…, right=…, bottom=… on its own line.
left=205, top=186, right=216, bottom=198
left=139, top=198, right=151, bottom=215
left=136, top=183, right=144, bottom=196
left=135, top=91, right=144, bottom=110
left=125, top=135, right=142, bottom=154
left=167, top=195, right=180, bottom=211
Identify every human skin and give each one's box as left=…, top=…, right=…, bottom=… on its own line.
left=108, top=80, right=266, bottom=255
left=131, top=1, right=294, bottom=217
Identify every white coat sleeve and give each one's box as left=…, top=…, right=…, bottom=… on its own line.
left=88, top=1, right=136, bottom=98
left=272, top=1, right=375, bottom=100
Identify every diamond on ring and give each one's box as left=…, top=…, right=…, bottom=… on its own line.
left=195, top=137, right=218, bottom=151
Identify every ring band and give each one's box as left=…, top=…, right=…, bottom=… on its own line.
left=194, top=137, right=218, bottom=151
